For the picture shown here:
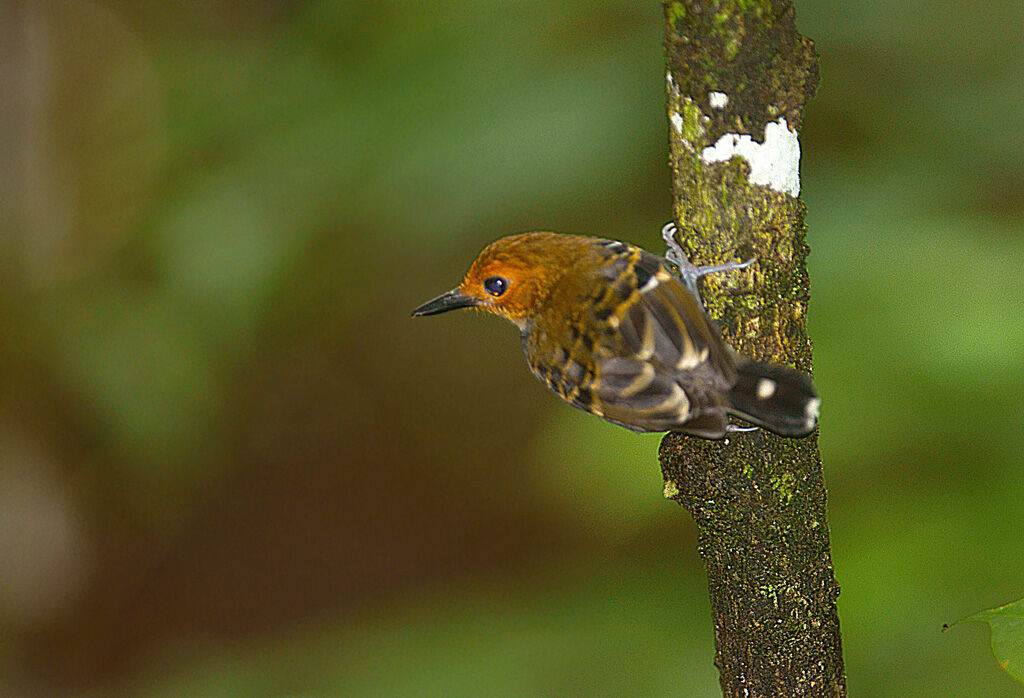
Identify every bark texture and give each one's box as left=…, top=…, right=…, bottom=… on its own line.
left=660, top=1, right=847, bottom=696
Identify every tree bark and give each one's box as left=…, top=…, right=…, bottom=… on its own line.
left=660, top=1, right=847, bottom=696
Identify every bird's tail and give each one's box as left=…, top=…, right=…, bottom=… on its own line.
left=727, top=359, right=819, bottom=437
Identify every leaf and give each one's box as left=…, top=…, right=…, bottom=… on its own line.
left=955, top=598, right=1024, bottom=683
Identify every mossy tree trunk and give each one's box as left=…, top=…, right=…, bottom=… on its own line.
left=660, top=1, right=847, bottom=696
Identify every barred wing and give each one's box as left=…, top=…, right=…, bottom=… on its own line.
left=527, top=240, right=739, bottom=438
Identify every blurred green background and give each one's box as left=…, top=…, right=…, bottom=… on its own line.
left=2, top=1, right=1022, bottom=695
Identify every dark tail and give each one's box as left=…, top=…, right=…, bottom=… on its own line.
left=727, top=359, right=819, bottom=437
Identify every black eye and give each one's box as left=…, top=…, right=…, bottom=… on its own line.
left=483, top=276, right=508, bottom=297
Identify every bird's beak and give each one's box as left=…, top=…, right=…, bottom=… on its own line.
left=411, top=288, right=480, bottom=317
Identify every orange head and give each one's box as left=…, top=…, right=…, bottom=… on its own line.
left=411, top=232, right=573, bottom=328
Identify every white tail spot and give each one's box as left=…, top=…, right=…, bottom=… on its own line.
left=756, top=378, right=776, bottom=400
left=805, top=397, right=821, bottom=420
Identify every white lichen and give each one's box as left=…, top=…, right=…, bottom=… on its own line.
left=665, top=71, right=679, bottom=95
left=708, top=91, right=729, bottom=109
left=670, top=111, right=684, bottom=135
left=700, top=117, right=801, bottom=197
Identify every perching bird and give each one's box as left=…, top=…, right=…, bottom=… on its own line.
left=412, top=226, right=819, bottom=439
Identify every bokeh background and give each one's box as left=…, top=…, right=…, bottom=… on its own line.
left=2, top=1, right=1023, bottom=695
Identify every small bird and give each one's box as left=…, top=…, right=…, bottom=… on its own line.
left=412, top=226, right=819, bottom=439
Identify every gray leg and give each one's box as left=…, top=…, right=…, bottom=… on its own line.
left=661, top=222, right=755, bottom=306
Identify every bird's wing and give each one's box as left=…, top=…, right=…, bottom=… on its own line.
left=602, top=247, right=733, bottom=375
left=589, top=243, right=737, bottom=436
left=527, top=240, right=737, bottom=437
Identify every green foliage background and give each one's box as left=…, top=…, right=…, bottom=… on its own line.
left=1, top=1, right=1022, bottom=695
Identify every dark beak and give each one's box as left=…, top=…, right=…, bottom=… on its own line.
left=411, top=288, right=480, bottom=317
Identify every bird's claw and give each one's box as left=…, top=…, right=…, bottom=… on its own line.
left=660, top=222, right=756, bottom=307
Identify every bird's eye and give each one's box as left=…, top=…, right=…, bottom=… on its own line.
left=483, top=276, right=508, bottom=297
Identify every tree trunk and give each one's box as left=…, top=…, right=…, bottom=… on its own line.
left=660, top=1, right=847, bottom=695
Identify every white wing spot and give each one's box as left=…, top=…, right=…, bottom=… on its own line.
left=676, top=345, right=707, bottom=371
left=676, top=351, right=699, bottom=370
left=619, top=362, right=655, bottom=399
left=656, top=383, right=689, bottom=416
left=637, top=313, right=656, bottom=360
left=756, top=378, right=777, bottom=400
left=639, top=275, right=660, bottom=294
left=673, top=386, right=691, bottom=420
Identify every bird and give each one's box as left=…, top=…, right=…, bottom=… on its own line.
left=412, top=225, right=819, bottom=439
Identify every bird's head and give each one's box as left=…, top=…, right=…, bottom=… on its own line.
left=412, top=233, right=570, bottom=328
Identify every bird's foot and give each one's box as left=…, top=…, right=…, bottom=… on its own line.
left=660, top=222, right=756, bottom=306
